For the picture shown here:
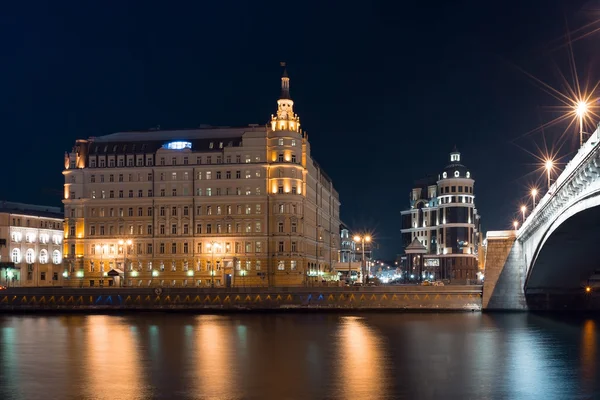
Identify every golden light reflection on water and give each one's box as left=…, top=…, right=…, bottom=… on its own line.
left=581, top=319, right=596, bottom=386
left=336, top=316, right=389, bottom=399
left=193, top=315, right=238, bottom=399
left=84, top=316, right=144, bottom=400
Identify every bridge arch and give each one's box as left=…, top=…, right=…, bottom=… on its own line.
left=525, top=187, right=600, bottom=292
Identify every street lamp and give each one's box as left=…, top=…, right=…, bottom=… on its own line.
left=520, top=205, right=527, bottom=222
left=95, top=244, right=108, bottom=286
left=118, top=239, right=132, bottom=287
left=531, top=188, right=538, bottom=209
left=353, top=234, right=371, bottom=284
left=513, top=220, right=519, bottom=231
left=576, top=100, right=588, bottom=147
left=207, top=241, right=221, bottom=288
left=545, top=159, right=553, bottom=191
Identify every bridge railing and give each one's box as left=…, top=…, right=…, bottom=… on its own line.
left=518, top=124, right=600, bottom=238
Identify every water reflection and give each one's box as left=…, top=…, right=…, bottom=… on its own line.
left=335, top=316, right=389, bottom=399
left=581, top=319, right=597, bottom=391
left=193, top=316, right=239, bottom=399
left=0, top=313, right=600, bottom=400
left=84, top=316, right=145, bottom=400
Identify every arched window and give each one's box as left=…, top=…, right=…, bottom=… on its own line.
left=454, top=171, right=460, bottom=178
left=39, top=249, right=48, bottom=264
left=52, top=250, right=62, bottom=265
left=11, top=248, right=21, bottom=263
left=25, top=249, right=35, bottom=264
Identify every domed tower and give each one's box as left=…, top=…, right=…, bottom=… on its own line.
left=436, top=147, right=479, bottom=280
left=267, top=64, right=306, bottom=286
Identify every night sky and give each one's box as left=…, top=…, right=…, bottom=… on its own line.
left=2, top=1, right=599, bottom=259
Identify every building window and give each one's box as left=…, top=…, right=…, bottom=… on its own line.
left=52, top=250, right=61, bottom=265
left=245, top=242, right=252, bottom=252
left=278, top=154, right=284, bottom=162
left=171, top=224, right=177, bottom=235
left=196, top=224, right=202, bottom=234
left=183, top=243, right=189, bottom=254
left=278, top=241, right=284, bottom=252
left=255, top=222, right=261, bottom=232
left=278, top=260, right=285, bottom=270
left=278, top=222, right=284, bottom=233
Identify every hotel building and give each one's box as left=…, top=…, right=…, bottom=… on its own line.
left=0, top=202, right=64, bottom=287
left=62, top=69, right=341, bottom=287
left=400, top=148, right=482, bottom=282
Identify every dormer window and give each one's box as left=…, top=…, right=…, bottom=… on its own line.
left=454, top=171, right=460, bottom=178
left=451, top=153, right=460, bottom=162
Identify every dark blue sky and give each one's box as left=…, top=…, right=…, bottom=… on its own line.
left=1, top=0, right=598, bottom=258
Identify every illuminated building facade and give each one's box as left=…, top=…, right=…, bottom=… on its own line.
left=62, top=69, right=341, bottom=287
left=0, top=202, right=64, bottom=287
left=400, top=148, right=482, bottom=281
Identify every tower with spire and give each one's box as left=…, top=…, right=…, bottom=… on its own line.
left=271, top=63, right=301, bottom=132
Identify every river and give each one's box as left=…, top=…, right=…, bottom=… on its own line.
left=0, top=312, right=598, bottom=399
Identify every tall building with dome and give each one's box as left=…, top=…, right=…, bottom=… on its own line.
left=400, top=148, right=482, bottom=282
left=62, top=67, right=341, bottom=288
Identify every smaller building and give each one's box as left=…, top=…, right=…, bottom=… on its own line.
left=0, top=201, right=64, bottom=287
left=400, top=148, right=482, bottom=282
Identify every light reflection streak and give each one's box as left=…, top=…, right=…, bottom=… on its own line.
left=335, top=316, right=388, bottom=399
left=84, top=316, right=144, bottom=400
left=580, top=319, right=596, bottom=389
left=193, top=316, right=238, bottom=398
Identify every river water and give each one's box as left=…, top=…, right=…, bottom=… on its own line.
left=0, top=312, right=598, bottom=400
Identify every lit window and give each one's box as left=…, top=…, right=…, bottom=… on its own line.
left=25, top=249, right=35, bottom=264
left=442, top=172, right=447, bottom=179
left=466, top=171, right=471, bottom=178
left=39, top=249, right=48, bottom=264
left=454, top=171, right=460, bottom=178
left=12, top=248, right=21, bottom=263
left=52, top=250, right=61, bottom=265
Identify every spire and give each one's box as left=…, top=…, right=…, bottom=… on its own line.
left=270, top=63, right=300, bottom=132
left=450, top=146, right=460, bottom=162
left=280, top=62, right=291, bottom=99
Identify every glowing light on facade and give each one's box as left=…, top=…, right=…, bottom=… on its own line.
left=163, top=141, right=192, bottom=150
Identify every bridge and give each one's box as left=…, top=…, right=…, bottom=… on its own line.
left=484, top=123, right=600, bottom=310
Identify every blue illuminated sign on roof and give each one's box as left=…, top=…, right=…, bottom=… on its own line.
left=164, top=141, right=192, bottom=150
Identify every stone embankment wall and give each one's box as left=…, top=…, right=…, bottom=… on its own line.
left=0, top=286, right=482, bottom=311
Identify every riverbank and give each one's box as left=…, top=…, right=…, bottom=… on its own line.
left=0, top=285, right=482, bottom=312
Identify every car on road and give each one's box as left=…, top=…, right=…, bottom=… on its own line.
left=432, top=281, right=445, bottom=286
left=421, top=280, right=431, bottom=286
left=0, top=285, right=6, bottom=290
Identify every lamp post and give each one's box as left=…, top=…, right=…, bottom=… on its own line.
left=241, top=269, right=246, bottom=287
left=520, top=205, right=527, bottom=222
left=208, top=241, right=220, bottom=288
left=513, top=220, right=519, bottom=231
left=576, top=100, right=588, bottom=147
left=353, top=234, right=371, bottom=284
left=545, top=159, right=553, bottom=191
left=118, top=239, right=132, bottom=287
left=531, top=188, right=538, bottom=209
